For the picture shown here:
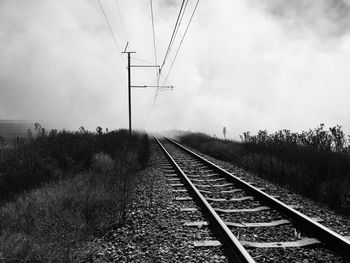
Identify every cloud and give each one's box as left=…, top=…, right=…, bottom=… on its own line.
left=252, top=0, right=350, bottom=38
left=0, top=0, right=350, bottom=139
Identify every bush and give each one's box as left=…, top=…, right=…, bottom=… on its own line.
left=0, top=126, right=150, bottom=262
left=91, top=152, right=115, bottom=174
left=0, top=127, right=150, bottom=201
left=0, top=169, right=125, bottom=262
left=178, top=125, right=350, bottom=213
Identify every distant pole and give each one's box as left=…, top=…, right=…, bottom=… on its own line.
left=127, top=52, right=131, bottom=136
left=123, top=49, right=135, bottom=136
left=122, top=43, right=171, bottom=136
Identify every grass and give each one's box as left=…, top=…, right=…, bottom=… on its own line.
left=0, top=166, right=122, bottom=261
left=0, top=125, right=150, bottom=262
left=178, top=124, right=350, bottom=214
left=0, top=125, right=149, bottom=201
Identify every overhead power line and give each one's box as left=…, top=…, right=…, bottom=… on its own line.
left=162, top=0, right=200, bottom=86
left=172, top=0, right=189, bottom=51
left=131, top=56, right=154, bottom=65
left=115, top=0, right=129, bottom=41
left=159, top=0, right=186, bottom=72
left=97, top=0, right=125, bottom=65
left=150, top=0, right=159, bottom=83
left=155, top=0, right=189, bottom=100
left=153, top=71, right=174, bottom=104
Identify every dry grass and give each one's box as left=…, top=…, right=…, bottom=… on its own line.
left=0, top=153, right=126, bottom=262
left=0, top=127, right=150, bottom=262
left=179, top=126, right=350, bottom=214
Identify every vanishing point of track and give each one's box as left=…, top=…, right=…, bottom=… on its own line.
left=156, top=137, right=350, bottom=263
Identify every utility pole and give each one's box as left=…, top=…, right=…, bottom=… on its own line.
left=125, top=51, right=135, bottom=136
left=122, top=43, right=173, bottom=136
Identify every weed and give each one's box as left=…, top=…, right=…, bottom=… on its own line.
left=179, top=125, right=350, bottom=213
left=0, top=126, right=150, bottom=262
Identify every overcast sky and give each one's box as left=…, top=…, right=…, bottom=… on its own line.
left=1, top=0, right=350, bottom=139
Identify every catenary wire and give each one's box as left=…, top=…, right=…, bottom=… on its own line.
left=156, top=0, right=187, bottom=98
left=162, top=0, right=200, bottom=86
left=97, top=0, right=126, bottom=65
left=172, top=0, right=189, bottom=53
left=153, top=71, right=174, bottom=104
left=131, top=57, right=155, bottom=65
left=150, top=0, right=158, bottom=69
left=115, top=0, right=129, bottom=41
left=159, top=0, right=185, bottom=72
left=150, top=0, right=160, bottom=88
left=159, top=0, right=189, bottom=84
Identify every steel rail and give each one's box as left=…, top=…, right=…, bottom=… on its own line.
left=167, top=137, right=350, bottom=261
left=155, top=137, right=255, bottom=263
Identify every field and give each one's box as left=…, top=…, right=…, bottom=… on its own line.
left=0, top=120, right=34, bottom=145
left=0, top=125, right=149, bottom=262
left=178, top=124, right=350, bottom=214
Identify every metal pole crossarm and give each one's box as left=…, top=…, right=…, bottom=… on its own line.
left=122, top=45, right=173, bottom=136
left=131, top=85, right=148, bottom=88
left=131, top=85, right=173, bottom=88
left=130, top=65, right=160, bottom=68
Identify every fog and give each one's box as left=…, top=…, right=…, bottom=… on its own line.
left=1, top=0, right=350, bottom=139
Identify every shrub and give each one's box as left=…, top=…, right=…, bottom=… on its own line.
left=91, top=152, right=114, bottom=174
left=0, top=170, right=126, bottom=262
left=178, top=125, right=350, bottom=213
left=0, top=126, right=150, bottom=262
left=0, top=127, right=150, bottom=202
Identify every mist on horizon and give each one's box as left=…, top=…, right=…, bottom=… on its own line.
left=1, top=0, right=350, bottom=139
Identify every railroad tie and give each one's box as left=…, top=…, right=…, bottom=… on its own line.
left=215, top=206, right=270, bottom=213
left=193, top=183, right=234, bottom=188
left=199, top=190, right=212, bottom=194
left=225, top=219, right=291, bottom=228
left=165, top=173, right=178, bottom=177
left=206, top=178, right=226, bottom=182
left=190, top=179, right=206, bottom=182
left=187, top=174, right=201, bottom=178
left=224, top=217, right=324, bottom=228
left=221, top=189, right=243, bottom=194
left=167, top=178, right=180, bottom=181
left=156, top=138, right=350, bottom=260
left=213, top=183, right=234, bottom=187
left=201, top=169, right=215, bottom=173
left=175, top=197, right=192, bottom=201
left=170, top=183, right=184, bottom=187
left=193, top=240, right=222, bottom=247
left=184, top=221, right=208, bottom=227
left=240, top=238, right=321, bottom=248
left=193, top=184, right=211, bottom=188
left=203, top=173, right=217, bottom=177
left=207, top=196, right=254, bottom=202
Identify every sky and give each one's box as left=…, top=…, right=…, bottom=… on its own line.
left=0, top=0, right=350, bottom=139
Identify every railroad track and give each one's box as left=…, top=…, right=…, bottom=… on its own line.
left=156, top=137, right=350, bottom=263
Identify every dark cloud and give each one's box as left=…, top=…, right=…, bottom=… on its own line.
left=253, top=0, right=350, bottom=38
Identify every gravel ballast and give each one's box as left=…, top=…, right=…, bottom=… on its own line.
left=93, top=142, right=229, bottom=263
left=93, top=140, right=350, bottom=262
left=174, top=142, right=350, bottom=262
